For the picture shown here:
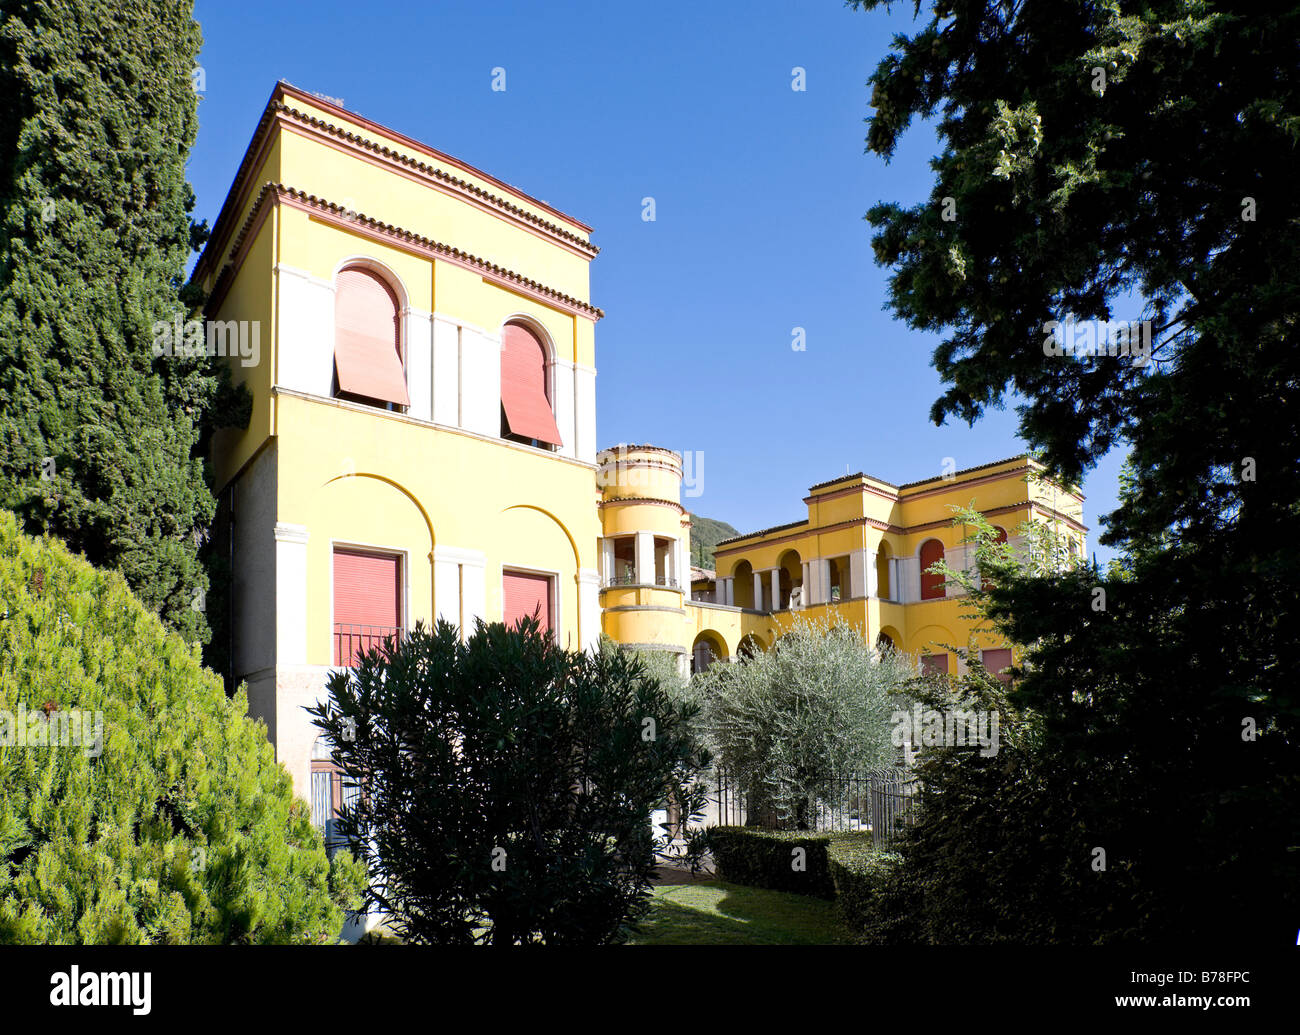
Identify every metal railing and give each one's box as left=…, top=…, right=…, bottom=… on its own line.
left=333, top=623, right=404, bottom=667
left=711, top=767, right=918, bottom=844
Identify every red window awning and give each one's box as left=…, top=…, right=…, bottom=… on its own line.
left=335, top=267, right=409, bottom=407
left=500, top=323, right=562, bottom=446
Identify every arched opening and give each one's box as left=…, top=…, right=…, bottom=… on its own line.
left=876, top=628, right=900, bottom=653
left=777, top=549, right=802, bottom=610
left=333, top=265, right=408, bottom=410
left=737, top=633, right=765, bottom=660
left=919, top=538, right=946, bottom=600
left=875, top=542, right=892, bottom=600
left=691, top=631, right=728, bottom=675
left=731, top=559, right=754, bottom=609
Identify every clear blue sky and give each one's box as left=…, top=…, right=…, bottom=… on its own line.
left=189, top=0, right=1124, bottom=565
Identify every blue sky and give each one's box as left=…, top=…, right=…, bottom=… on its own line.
left=189, top=0, right=1125, bottom=565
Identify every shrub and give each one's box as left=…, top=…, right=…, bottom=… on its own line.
left=309, top=617, right=711, bottom=945
left=696, top=616, right=914, bottom=829
left=0, top=512, right=364, bottom=943
left=708, top=826, right=874, bottom=900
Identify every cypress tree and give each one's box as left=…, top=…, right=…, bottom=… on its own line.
left=0, top=0, right=220, bottom=643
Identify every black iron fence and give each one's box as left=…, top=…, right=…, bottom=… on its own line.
left=711, top=767, right=919, bottom=846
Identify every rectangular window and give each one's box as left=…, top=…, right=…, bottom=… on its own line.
left=981, top=647, right=1013, bottom=684
left=503, top=569, right=553, bottom=633
left=920, top=652, right=948, bottom=677
left=333, top=548, right=402, bottom=666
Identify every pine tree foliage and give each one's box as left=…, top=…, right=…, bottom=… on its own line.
left=0, top=511, right=364, bottom=943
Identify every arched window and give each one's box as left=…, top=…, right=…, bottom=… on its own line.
left=333, top=266, right=408, bottom=409
left=500, top=322, right=562, bottom=448
left=919, top=539, right=945, bottom=600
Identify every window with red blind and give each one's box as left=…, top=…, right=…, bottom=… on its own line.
left=334, top=266, right=409, bottom=408
left=333, top=548, right=402, bottom=665
left=500, top=322, right=562, bottom=448
left=920, top=652, right=948, bottom=677
left=502, top=569, right=553, bottom=633
left=981, top=648, right=1013, bottom=683
left=919, top=539, right=946, bottom=600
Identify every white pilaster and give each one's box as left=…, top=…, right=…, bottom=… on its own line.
left=551, top=358, right=577, bottom=459
left=431, top=315, right=461, bottom=426
left=600, top=538, right=615, bottom=584
left=459, top=326, right=501, bottom=438
left=275, top=265, right=334, bottom=398
left=274, top=523, right=310, bottom=666
left=433, top=545, right=487, bottom=638
left=577, top=569, right=601, bottom=652
left=405, top=306, right=434, bottom=421
left=574, top=363, right=597, bottom=465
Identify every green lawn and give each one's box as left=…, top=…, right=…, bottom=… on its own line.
left=628, top=880, right=851, bottom=945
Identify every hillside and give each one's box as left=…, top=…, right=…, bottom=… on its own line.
left=688, top=514, right=741, bottom=569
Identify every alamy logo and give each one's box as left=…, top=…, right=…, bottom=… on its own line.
left=152, top=315, right=261, bottom=367
left=0, top=704, right=103, bottom=757
left=891, top=704, right=1000, bottom=757
left=50, top=966, right=151, bottom=1015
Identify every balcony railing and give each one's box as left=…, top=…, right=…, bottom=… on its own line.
left=602, top=572, right=680, bottom=589
left=333, top=623, right=404, bottom=667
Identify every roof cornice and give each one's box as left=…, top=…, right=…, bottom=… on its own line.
left=205, top=183, right=604, bottom=321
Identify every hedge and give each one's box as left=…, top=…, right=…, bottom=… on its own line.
left=707, top=827, right=874, bottom=900
left=825, top=838, right=905, bottom=940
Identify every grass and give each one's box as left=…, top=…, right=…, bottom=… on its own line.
left=628, top=880, right=851, bottom=945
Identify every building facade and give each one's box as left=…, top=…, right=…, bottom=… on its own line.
left=195, top=84, right=1086, bottom=812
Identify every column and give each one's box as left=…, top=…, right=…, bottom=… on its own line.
left=635, top=531, right=655, bottom=585
left=851, top=549, right=870, bottom=599
left=770, top=568, right=781, bottom=611
left=752, top=571, right=764, bottom=611
left=817, top=559, right=832, bottom=603
left=600, top=538, right=615, bottom=585
left=801, top=561, right=811, bottom=607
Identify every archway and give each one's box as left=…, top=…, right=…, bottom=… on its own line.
left=731, top=559, right=754, bottom=609
left=691, top=630, right=729, bottom=675
left=875, top=542, right=892, bottom=600
left=777, top=549, right=802, bottom=610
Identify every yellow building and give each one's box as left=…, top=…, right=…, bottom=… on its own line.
left=195, top=84, right=1085, bottom=814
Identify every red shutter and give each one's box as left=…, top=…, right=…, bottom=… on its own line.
left=921, top=653, right=948, bottom=677
left=919, top=539, right=945, bottom=600
left=503, top=570, right=552, bottom=632
left=500, top=323, right=563, bottom=446
left=335, top=267, right=410, bottom=406
left=982, top=648, right=1013, bottom=682
left=333, top=549, right=401, bottom=665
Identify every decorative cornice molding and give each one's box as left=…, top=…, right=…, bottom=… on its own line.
left=273, top=522, right=310, bottom=545
left=274, top=102, right=599, bottom=257
left=206, top=183, right=604, bottom=322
